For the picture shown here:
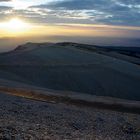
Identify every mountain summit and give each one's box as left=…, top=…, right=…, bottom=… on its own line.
left=0, top=42, right=140, bottom=100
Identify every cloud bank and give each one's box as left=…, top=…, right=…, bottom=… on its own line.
left=0, top=0, right=139, bottom=26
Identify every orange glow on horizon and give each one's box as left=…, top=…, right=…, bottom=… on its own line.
left=0, top=20, right=139, bottom=38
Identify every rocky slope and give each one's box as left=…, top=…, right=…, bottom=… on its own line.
left=0, top=92, right=140, bottom=140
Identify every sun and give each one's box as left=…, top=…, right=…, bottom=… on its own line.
left=0, top=18, right=31, bottom=35
left=6, top=18, right=29, bottom=32
left=10, top=19, right=26, bottom=29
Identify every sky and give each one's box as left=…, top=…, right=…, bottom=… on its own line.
left=0, top=0, right=140, bottom=51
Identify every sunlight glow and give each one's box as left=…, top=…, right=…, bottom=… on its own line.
left=0, top=18, right=31, bottom=35
left=6, top=18, right=29, bottom=32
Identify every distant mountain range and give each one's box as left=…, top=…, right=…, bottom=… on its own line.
left=0, top=42, right=140, bottom=101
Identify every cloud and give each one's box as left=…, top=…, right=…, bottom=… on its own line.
left=0, top=0, right=140, bottom=26
left=30, top=0, right=140, bottom=26
left=0, top=0, right=11, bottom=1
left=0, top=5, right=12, bottom=10
left=33, top=0, right=140, bottom=10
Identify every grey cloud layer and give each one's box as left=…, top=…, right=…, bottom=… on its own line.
left=30, top=0, right=140, bottom=26
left=0, top=0, right=11, bottom=1
left=0, top=0, right=140, bottom=26
left=37, top=0, right=140, bottom=10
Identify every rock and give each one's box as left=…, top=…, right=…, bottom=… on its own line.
left=69, top=122, right=87, bottom=131
left=122, top=123, right=137, bottom=134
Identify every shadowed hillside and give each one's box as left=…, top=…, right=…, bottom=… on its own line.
left=0, top=42, right=140, bottom=100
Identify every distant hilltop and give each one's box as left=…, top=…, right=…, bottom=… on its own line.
left=14, top=42, right=98, bottom=51
left=7, top=42, right=140, bottom=65
left=0, top=42, right=140, bottom=101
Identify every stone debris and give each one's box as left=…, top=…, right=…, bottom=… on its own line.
left=0, top=92, right=140, bottom=140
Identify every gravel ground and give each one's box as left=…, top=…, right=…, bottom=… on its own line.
left=0, top=92, right=140, bottom=140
